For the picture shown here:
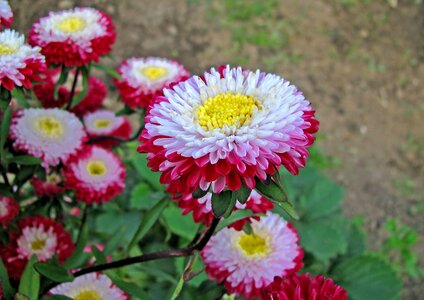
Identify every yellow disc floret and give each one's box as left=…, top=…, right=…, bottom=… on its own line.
left=94, top=119, right=112, bottom=129
left=140, top=66, right=168, bottom=81
left=197, top=93, right=260, bottom=130
left=86, top=160, right=107, bottom=176
left=36, top=116, right=64, bottom=138
left=57, top=17, right=86, bottom=33
left=0, top=43, right=17, bottom=56
left=238, top=233, right=269, bottom=256
left=75, top=291, right=102, bottom=300
left=31, top=239, right=46, bottom=251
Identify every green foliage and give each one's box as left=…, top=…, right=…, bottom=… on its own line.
left=19, top=256, right=40, bottom=300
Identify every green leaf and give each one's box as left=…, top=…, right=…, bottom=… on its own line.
left=62, top=222, right=89, bottom=269
left=216, top=209, right=258, bottom=231
left=130, top=183, right=156, bottom=209
left=162, top=204, right=200, bottom=240
left=128, top=198, right=168, bottom=252
left=41, top=296, right=73, bottom=300
left=234, top=184, right=251, bottom=204
left=19, top=255, right=40, bottom=300
left=169, top=273, right=184, bottom=300
left=104, top=225, right=127, bottom=254
left=192, top=187, right=209, bottom=199
left=295, top=217, right=348, bottom=263
left=211, top=191, right=233, bottom=218
left=131, top=153, right=164, bottom=191
left=255, top=177, right=287, bottom=202
left=71, top=66, right=89, bottom=108
left=11, top=88, right=30, bottom=108
left=0, top=104, right=11, bottom=159
left=54, top=66, right=71, bottom=100
left=92, top=63, right=121, bottom=79
left=9, top=155, right=42, bottom=165
left=346, top=217, right=366, bottom=256
left=0, top=257, right=14, bottom=299
left=273, top=200, right=300, bottom=220
left=34, top=262, right=74, bottom=283
left=92, top=245, right=107, bottom=264
left=331, top=255, right=402, bottom=300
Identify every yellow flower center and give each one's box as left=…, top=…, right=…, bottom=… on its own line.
left=94, top=119, right=112, bottom=129
left=238, top=234, right=269, bottom=256
left=86, top=160, right=107, bottom=176
left=31, top=239, right=46, bottom=251
left=57, top=17, right=86, bottom=33
left=197, top=93, right=260, bottom=130
left=140, top=66, right=168, bottom=81
left=36, top=117, right=64, bottom=138
left=75, top=290, right=101, bottom=300
left=0, top=43, right=17, bottom=56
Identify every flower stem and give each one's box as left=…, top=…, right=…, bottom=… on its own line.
left=66, top=68, right=80, bottom=110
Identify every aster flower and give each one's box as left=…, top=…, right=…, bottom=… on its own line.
left=31, top=176, right=65, bottom=198
left=9, top=108, right=86, bottom=168
left=28, top=7, right=115, bottom=67
left=139, top=65, right=318, bottom=206
left=0, top=196, right=19, bottom=227
left=84, top=109, right=132, bottom=147
left=262, top=273, right=347, bottom=300
left=0, top=0, right=13, bottom=28
left=115, top=57, right=190, bottom=108
left=64, top=146, right=126, bottom=204
left=201, top=213, right=303, bottom=299
left=49, top=273, right=129, bottom=299
left=0, top=216, right=74, bottom=279
left=33, top=68, right=107, bottom=116
left=176, top=189, right=273, bottom=227
left=0, top=29, right=46, bottom=90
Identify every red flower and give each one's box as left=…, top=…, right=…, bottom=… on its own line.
left=0, top=216, right=74, bottom=279
left=0, top=196, right=19, bottom=228
left=262, top=273, right=347, bottom=300
left=31, top=177, right=65, bottom=198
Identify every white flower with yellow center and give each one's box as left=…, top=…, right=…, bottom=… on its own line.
left=16, top=225, right=57, bottom=261
left=10, top=108, right=85, bottom=168
left=84, top=110, right=125, bottom=135
left=0, top=29, right=45, bottom=90
left=49, top=273, right=128, bottom=300
left=201, top=213, right=303, bottom=299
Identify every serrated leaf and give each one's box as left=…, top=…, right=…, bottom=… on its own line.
left=211, top=191, right=233, bottom=217
left=162, top=204, right=200, bottom=240
left=18, top=255, right=40, bottom=300
left=34, top=262, right=73, bottom=283
left=127, top=198, right=168, bottom=253
left=331, top=255, right=402, bottom=300
left=0, top=257, right=14, bottom=299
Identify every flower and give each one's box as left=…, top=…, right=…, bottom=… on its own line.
left=0, top=0, right=13, bottom=28
left=261, top=273, right=347, bottom=300
left=31, top=176, right=65, bottom=198
left=115, top=57, right=190, bottom=108
left=33, top=68, right=107, bottom=116
left=0, top=29, right=46, bottom=90
left=10, top=108, right=86, bottom=168
left=49, top=273, right=129, bottom=299
left=175, top=189, right=273, bottom=227
left=0, top=216, right=74, bottom=279
left=138, top=65, right=318, bottom=201
left=0, top=196, right=19, bottom=227
left=64, top=146, right=126, bottom=204
left=28, top=7, right=115, bottom=67
left=201, top=213, right=303, bottom=299
left=84, top=109, right=132, bottom=147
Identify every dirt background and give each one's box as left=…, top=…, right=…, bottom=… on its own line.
left=9, top=0, right=424, bottom=298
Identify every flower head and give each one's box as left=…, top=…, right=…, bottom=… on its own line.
left=84, top=109, right=132, bottom=147
left=0, top=196, right=19, bottom=227
left=33, top=68, right=107, bottom=116
left=115, top=57, right=190, bottom=108
left=139, top=66, right=318, bottom=201
left=176, top=189, right=273, bottom=227
left=31, top=176, right=65, bottom=198
left=0, top=29, right=46, bottom=90
left=201, top=213, right=303, bottom=299
left=262, top=273, right=347, bottom=300
left=0, top=216, right=74, bottom=279
left=0, top=0, right=13, bottom=28
left=64, top=146, right=126, bottom=204
left=10, top=108, right=86, bottom=168
left=28, top=7, right=115, bottom=66
left=49, top=273, right=129, bottom=299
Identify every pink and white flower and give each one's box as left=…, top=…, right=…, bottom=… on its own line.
left=0, top=196, right=19, bottom=227
left=201, top=212, right=303, bottom=299
left=49, top=273, right=129, bottom=299
left=10, top=108, right=86, bottom=168
left=0, top=0, right=13, bottom=28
